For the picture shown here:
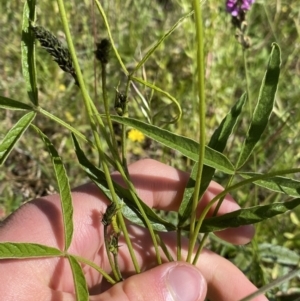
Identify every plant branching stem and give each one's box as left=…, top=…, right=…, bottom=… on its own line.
left=103, top=225, right=120, bottom=281
left=72, top=254, right=116, bottom=284
left=56, top=0, right=140, bottom=274
left=194, top=176, right=234, bottom=264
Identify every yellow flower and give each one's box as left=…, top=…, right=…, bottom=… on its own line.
left=128, top=129, right=145, bottom=143
left=64, top=111, right=75, bottom=123
left=59, top=84, right=66, bottom=92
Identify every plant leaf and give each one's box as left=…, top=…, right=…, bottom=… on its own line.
left=72, top=134, right=175, bottom=231
left=32, top=125, right=73, bottom=250
left=209, top=93, right=247, bottom=152
left=259, top=243, right=300, bottom=265
left=237, top=43, right=281, bottom=169
left=178, top=163, right=197, bottom=226
left=67, top=255, right=89, bottom=301
left=21, top=0, right=38, bottom=105
left=0, top=111, right=36, bottom=166
left=0, top=242, right=62, bottom=258
left=110, top=115, right=235, bottom=174
left=183, top=198, right=300, bottom=233
left=0, top=96, right=33, bottom=111
left=240, top=172, right=300, bottom=198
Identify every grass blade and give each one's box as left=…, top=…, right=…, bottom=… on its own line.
left=189, top=198, right=300, bottom=233
left=32, top=125, right=73, bottom=251
left=110, top=115, right=235, bottom=174
left=0, top=242, right=62, bottom=258
left=21, top=0, right=38, bottom=105
left=67, top=255, right=89, bottom=301
left=132, top=10, right=194, bottom=74
left=0, top=96, right=33, bottom=111
left=0, top=111, right=36, bottom=166
left=237, top=43, right=281, bottom=169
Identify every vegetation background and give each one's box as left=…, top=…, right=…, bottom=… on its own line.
left=0, top=0, right=299, bottom=299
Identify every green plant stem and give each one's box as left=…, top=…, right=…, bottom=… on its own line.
left=120, top=79, right=131, bottom=168
left=194, top=176, right=235, bottom=264
left=113, top=160, right=163, bottom=265
left=187, top=0, right=206, bottom=264
left=243, top=49, right=259, bottom=208
left=93, top=0, right=128, bottom=76
left=38, top=107, right=118, bottom=168
left=243, top=49, right=252, bottom=116
left=176, top=228, right=182, bottom=261
left=72, top=254, right=116, bottom=284
left=103, top=226, right=120, bottom=281
left=131, top=10, right=194, bottom=75
left=101, top=62, right=118, bottom=151
left=56, top=0, right=140, bottom=274
left=37, top=107, right=92, bottom=144
left=155, top=233, right=174, bottom=262
left=112, top=251, right=123, bottom=280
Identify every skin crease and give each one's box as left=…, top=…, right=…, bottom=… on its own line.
left=0, top=159, right=268, bottom=301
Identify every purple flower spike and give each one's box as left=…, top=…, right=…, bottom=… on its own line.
left=226, top=0, right=255, bottom=17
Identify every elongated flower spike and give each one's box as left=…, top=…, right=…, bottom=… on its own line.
left=225, top=0, right=255, bottom=49
left=31, top=24, right=79, bottom=85
left=226, top=0, right=255, bottom=17
left=94, top=38, right=111, bottom=65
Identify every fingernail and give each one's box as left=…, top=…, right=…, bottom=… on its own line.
left=166, top=264, right=205, bottom=301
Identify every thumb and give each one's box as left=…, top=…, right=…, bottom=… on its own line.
left=91, top=262, right=207, bottom=301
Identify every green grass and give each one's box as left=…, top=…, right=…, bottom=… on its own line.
left=0, top=1, right=300, bottom=299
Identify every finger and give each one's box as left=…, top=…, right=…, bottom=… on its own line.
left=116, top=229, right=267, bottom=301
left=113, top=159, right=254, bottom=244
left=197, top=249, right=267, bottom=301
left=90, top=262, right=207, bottom=301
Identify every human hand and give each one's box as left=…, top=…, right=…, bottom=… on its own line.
left=0, top=159, right=267, bottom=301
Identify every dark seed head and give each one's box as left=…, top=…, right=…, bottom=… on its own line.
left=95, top=39, right=111, bottom=64
left=31, top=25, right=79, bottom=85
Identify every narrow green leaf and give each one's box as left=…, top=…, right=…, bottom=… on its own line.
left=240, top=172, right=300, bottom=198
left=0, top=96, right=33, bottom=111
left=67, top=255, right=89, bottom=301
left=72, top=134, right=175, bottom=231
left=21, top=0, right=38, bottom=105
left=259, top=243, right=300, bottom=265
left=0, top=111, right=36, bottom=166
left=209, top=93, right=247, bottom=151
left=178, top=164, right=197, bottom=226
left=178, top=94, right=247, bottom=226
left=110, top=115, right=235, bottom=174
left=237, top=43, right=281, bottom=168
left=32, top=125, right=73, bottom=250
left=0, top=242, right=62, bottom=259
left=200, top=93, right=247, bottom=190
left=184, top=198, right=300, bottom=233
